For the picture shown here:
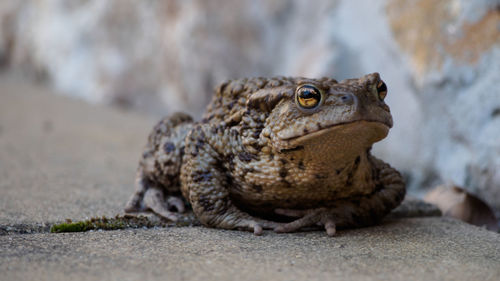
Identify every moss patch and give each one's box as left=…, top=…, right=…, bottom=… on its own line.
left=50, top=213, right=199, bottom=233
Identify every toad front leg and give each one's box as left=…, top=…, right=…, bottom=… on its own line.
left=275, top=159, right=405, bottom=236
left=181, top=125, right=282, bottom=235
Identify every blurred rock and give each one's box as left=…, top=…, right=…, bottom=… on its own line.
left=0, top=0, right=499, bottom=213
left=386, top=0, right=500, bottom=213
left=0, top=0, right=340, bottom=117
left=424, top=184, right=499, bottom=231
left=388, top=197, right=442, bottom=219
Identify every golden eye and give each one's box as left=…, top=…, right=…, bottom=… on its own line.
left=377, top=81, right=387, bottom=101
left=295, top=85, right=323, bottom=110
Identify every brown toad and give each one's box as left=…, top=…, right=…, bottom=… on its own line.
left=125, top=73, right=405, bottom=236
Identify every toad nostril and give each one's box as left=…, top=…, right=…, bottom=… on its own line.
left=340, top=93, right=355, bottom=105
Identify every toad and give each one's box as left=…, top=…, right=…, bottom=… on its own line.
left=125, top=73, right=405, bottom=236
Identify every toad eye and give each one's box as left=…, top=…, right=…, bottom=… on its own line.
left=295, top=84, right=323, bottom=110
left=376, top=81, right=387, bottom=101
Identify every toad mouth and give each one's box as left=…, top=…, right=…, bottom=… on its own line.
left=281, top=119, right=391, bottom=142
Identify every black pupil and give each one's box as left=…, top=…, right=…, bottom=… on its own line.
left=377, top=82, right=387, bottom=93
left=299, top=86, right=320, bottom=105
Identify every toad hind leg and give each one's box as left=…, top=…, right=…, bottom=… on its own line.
left=275, top=160, right=406, bottom=236
left=125, top=172, right=185, bottom=221
left=181, top=125, right=282, bottom=235
left=125, top=113, right=194, bottom=221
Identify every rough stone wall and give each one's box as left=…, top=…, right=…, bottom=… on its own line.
left=1, top=0, right=499, bottom=211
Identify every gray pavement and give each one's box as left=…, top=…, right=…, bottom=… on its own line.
left=1, top=72, right=499, bottom=281
left=0, top=72, right=152, bottom=226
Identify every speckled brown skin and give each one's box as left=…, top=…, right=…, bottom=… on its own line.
left=125, top=73, right=405, bottom=236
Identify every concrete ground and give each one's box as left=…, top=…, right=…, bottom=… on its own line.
left=1, top=72, right=499, bottom=281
